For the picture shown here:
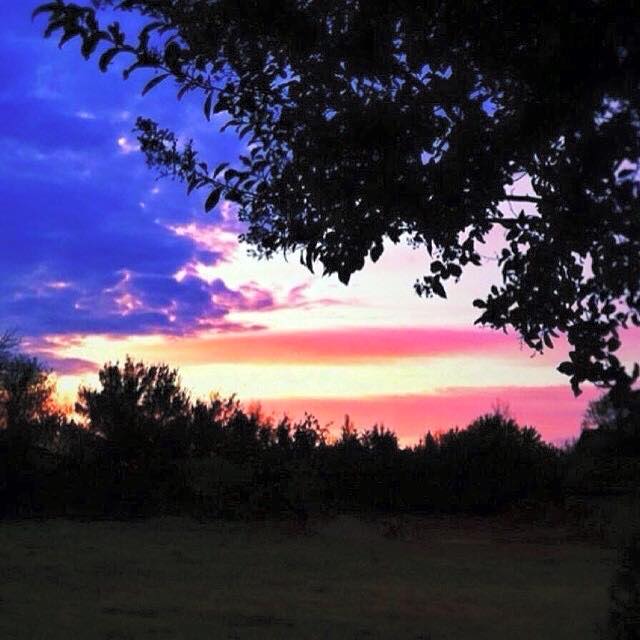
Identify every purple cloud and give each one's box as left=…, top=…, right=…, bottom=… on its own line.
left=35, top=353, right=99, bottom=376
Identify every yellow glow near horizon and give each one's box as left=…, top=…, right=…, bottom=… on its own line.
left=55, top=354, right=560, bottom=406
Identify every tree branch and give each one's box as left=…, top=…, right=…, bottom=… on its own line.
left=502, top=194, right=542, bottom=204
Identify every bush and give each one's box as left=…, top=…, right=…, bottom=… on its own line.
left=421, top=413, right=562, bottom=512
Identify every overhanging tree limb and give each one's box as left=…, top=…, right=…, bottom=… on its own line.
left=33, top=0, right=640, bottom=393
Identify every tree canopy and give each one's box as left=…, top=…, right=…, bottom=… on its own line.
left=0, top=334, right=57, bottom=431
left=34, top=1, right=640, bottom=393
left=76, top=357, right=191, bottom=458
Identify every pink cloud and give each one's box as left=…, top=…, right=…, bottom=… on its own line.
left=153, top=326, right=523, bottom=365
left=166, top=222, right=238, bottom=260
left=194, top=320, right=268, bottom=333
left=254, top=385, right=601, bottom=446
left=211, top=282, right=276, bottom=312
left=280, top=282, right=344, bottom=310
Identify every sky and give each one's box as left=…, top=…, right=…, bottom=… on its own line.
left=2, top=4, right=635, bottom=445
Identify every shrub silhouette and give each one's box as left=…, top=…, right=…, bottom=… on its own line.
left=76, top=357, right=191, bottom=461
left=581, top=386, right=640, bottom=456
left=0, top=355, right=58, bottom=432
left=432, top=412, right=561, bottom=512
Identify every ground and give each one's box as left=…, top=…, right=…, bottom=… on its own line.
left=0, top=514, right=616, bottom=639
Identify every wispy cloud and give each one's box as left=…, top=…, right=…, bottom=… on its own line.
left=37, top=353, right=99, bottom=376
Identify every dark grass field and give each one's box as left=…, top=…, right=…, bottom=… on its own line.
left=0, top=515, right=616, bottom=639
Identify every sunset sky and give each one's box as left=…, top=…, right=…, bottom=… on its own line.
left=3, top=5, right=637, bottom=444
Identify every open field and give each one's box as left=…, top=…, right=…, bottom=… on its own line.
left=0, top=515, right=616, bottom=640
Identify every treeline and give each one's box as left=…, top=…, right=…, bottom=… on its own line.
left=2, top=346, right=639, bottom=639
left=0, top=351, right=569, bottom=519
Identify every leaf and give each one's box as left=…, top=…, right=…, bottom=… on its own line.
left=448, top=263, right=462, bottom=278
left=99, top=48, right=120, bottom=72
left=203, top=92, right=213, bottom=121
left=305, top=248, right=315, bottom=272
left=123, top=61, right=142, bottom=80
left=142, top=73, right=170, bottom=96
left=543, top=333, right=554, bottom=349
left=370, top=242, right=383, bottom=263
left=432, top=278, right=447, bottom=298
left=44, top=18, right=64, bottom=39
left=32, top=2, right=60, bottom=20
left=58, top=28, right=82, bottom=48
left=205, top=186, right=223, bottom=212
left=213, top=98, right=227, bottom=114
left=187, top=176, right=199, bottom=195
left=557, top=361, right=575, bottom=376
left=337, top=269, right=351, bottom=285
left=607, top=336, right=621, bottom=352
left=571, top=378, right=582, bottom=397
left=177, top=84, right=190, bottom=100
left=213, top=162, right=229, bottom=176
left=81, top=35, right=100, bottom=60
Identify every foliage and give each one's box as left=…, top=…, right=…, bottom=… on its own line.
left=583, top=386, right=640, bottom=436
left=2, top=355, right=566, bottom=518
left=0, top=331, right=19, bottom=361
left=430, top=412, right=562, bottom=511
left=76, top=356, right=191, bottom=459
left=33, top=1, right=640, bottom=392
left=562, top=387, right=640, bottom=504
left=0, top=350, right=68, bottom=516
left=0, top=355, right=58, bottom=431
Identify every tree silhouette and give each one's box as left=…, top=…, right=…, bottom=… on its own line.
left=0, top=355, right=57, bottom=431
left=578, top=384, right=640, bottom=459
left=0, top=344, right=65, bottom=516
left=34, top=2, right=640, bottom=392
left=76, top=357, right=191, bottom=460
left=0, top=331, right=19, bottom=361
left=188, top=394, right=238, bottom=457
left=432, top=412, right=561, bottom=511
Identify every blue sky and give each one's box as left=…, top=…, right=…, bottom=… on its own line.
left=1, top=4, right=251, bottom=339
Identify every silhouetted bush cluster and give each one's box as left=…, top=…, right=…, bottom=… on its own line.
left=0, top=356, right=568, bottom=519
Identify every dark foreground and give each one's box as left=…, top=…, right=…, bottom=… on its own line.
left=0, top=516, right=615, bottom=640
